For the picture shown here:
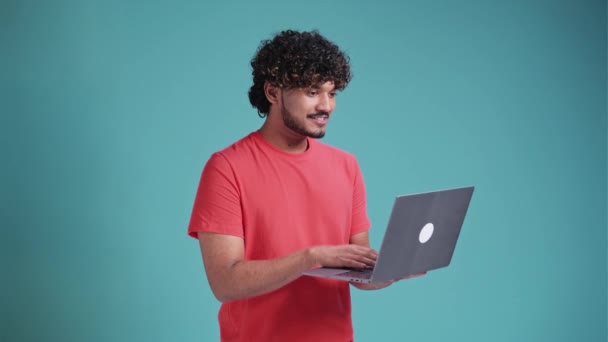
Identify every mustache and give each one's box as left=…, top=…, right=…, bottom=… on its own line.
left=307, top=112, right=329, bottom=118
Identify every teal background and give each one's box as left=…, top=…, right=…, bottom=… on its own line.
left=2, top=0, right=606, bottom=341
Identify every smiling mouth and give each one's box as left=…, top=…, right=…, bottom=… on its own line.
left=307, top=113, right=329, bottom=119
left=308, top=114, right=329, bottom=127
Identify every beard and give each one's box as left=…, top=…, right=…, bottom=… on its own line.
left=281, top=101, right=327, bottom=139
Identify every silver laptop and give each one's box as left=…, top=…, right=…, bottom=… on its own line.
left=302, top=186, right=474, bottom=283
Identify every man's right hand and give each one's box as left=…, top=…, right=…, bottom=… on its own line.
left=309, top=244, right=378, bottom=269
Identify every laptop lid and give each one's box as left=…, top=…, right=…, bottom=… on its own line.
left=370, top=186, right=474, bottom=283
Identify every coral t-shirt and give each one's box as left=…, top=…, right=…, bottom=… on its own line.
left=188, top=131, right=371, bottom=342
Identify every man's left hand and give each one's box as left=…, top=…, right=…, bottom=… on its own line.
left=351, top=272, right=426, bottom=291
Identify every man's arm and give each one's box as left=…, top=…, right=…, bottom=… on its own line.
left=198, top=232, right=377, bottom=303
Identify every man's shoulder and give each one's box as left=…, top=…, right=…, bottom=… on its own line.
left=210, top=131, right=258, bottom=160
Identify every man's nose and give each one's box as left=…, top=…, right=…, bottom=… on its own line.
left=316, top=94, right=333, bottom=112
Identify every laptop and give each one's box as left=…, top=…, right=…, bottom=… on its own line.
left=302, top=186, right=475, bottom=284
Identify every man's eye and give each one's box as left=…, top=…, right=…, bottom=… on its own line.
left=308, top=90, right=318, bottom=96
left=329, top=92, right=337, bottom=98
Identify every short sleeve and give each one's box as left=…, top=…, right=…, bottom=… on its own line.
left=187, top=153, right=244, bottom=239
left=350, top=157, right=371, bottom=235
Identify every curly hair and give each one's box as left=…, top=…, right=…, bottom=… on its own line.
left=248, top=30, right=352, bottom=117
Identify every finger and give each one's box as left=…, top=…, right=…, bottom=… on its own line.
left=343, top=259, right=369, bottom=269
left=342, top=250, right=375, bottom=262
left=349, top=245, right=378, bottom=257
left=358, top=256, right=376, bottom=266
left=342, top=253, right=373, bottom=267
left=347, top=246, right=378, bottom=261
left=346, top=254, right=376, bottom=267
left=400, top=272, right=426, bottom=280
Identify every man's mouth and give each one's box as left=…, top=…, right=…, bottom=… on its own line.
left=307, top=113, right=329, bottom=119
left=307, top=113, right=329, bottom=126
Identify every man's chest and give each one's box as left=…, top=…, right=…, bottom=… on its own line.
left=237, top=161, right=355, bottom=256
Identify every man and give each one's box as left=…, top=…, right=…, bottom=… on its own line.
left=188, top=30, right=409, bottom=342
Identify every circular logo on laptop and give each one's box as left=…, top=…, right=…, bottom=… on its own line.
left=419, top=223, right=434, bottom=243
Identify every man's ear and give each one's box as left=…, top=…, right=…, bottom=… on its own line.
left=264, top=81, right=281, bottom=105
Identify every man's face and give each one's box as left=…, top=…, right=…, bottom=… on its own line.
left=280, top=81, right=337, bottom=139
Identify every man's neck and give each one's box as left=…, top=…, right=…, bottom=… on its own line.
left=258, top=122, right=308, bottom=154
